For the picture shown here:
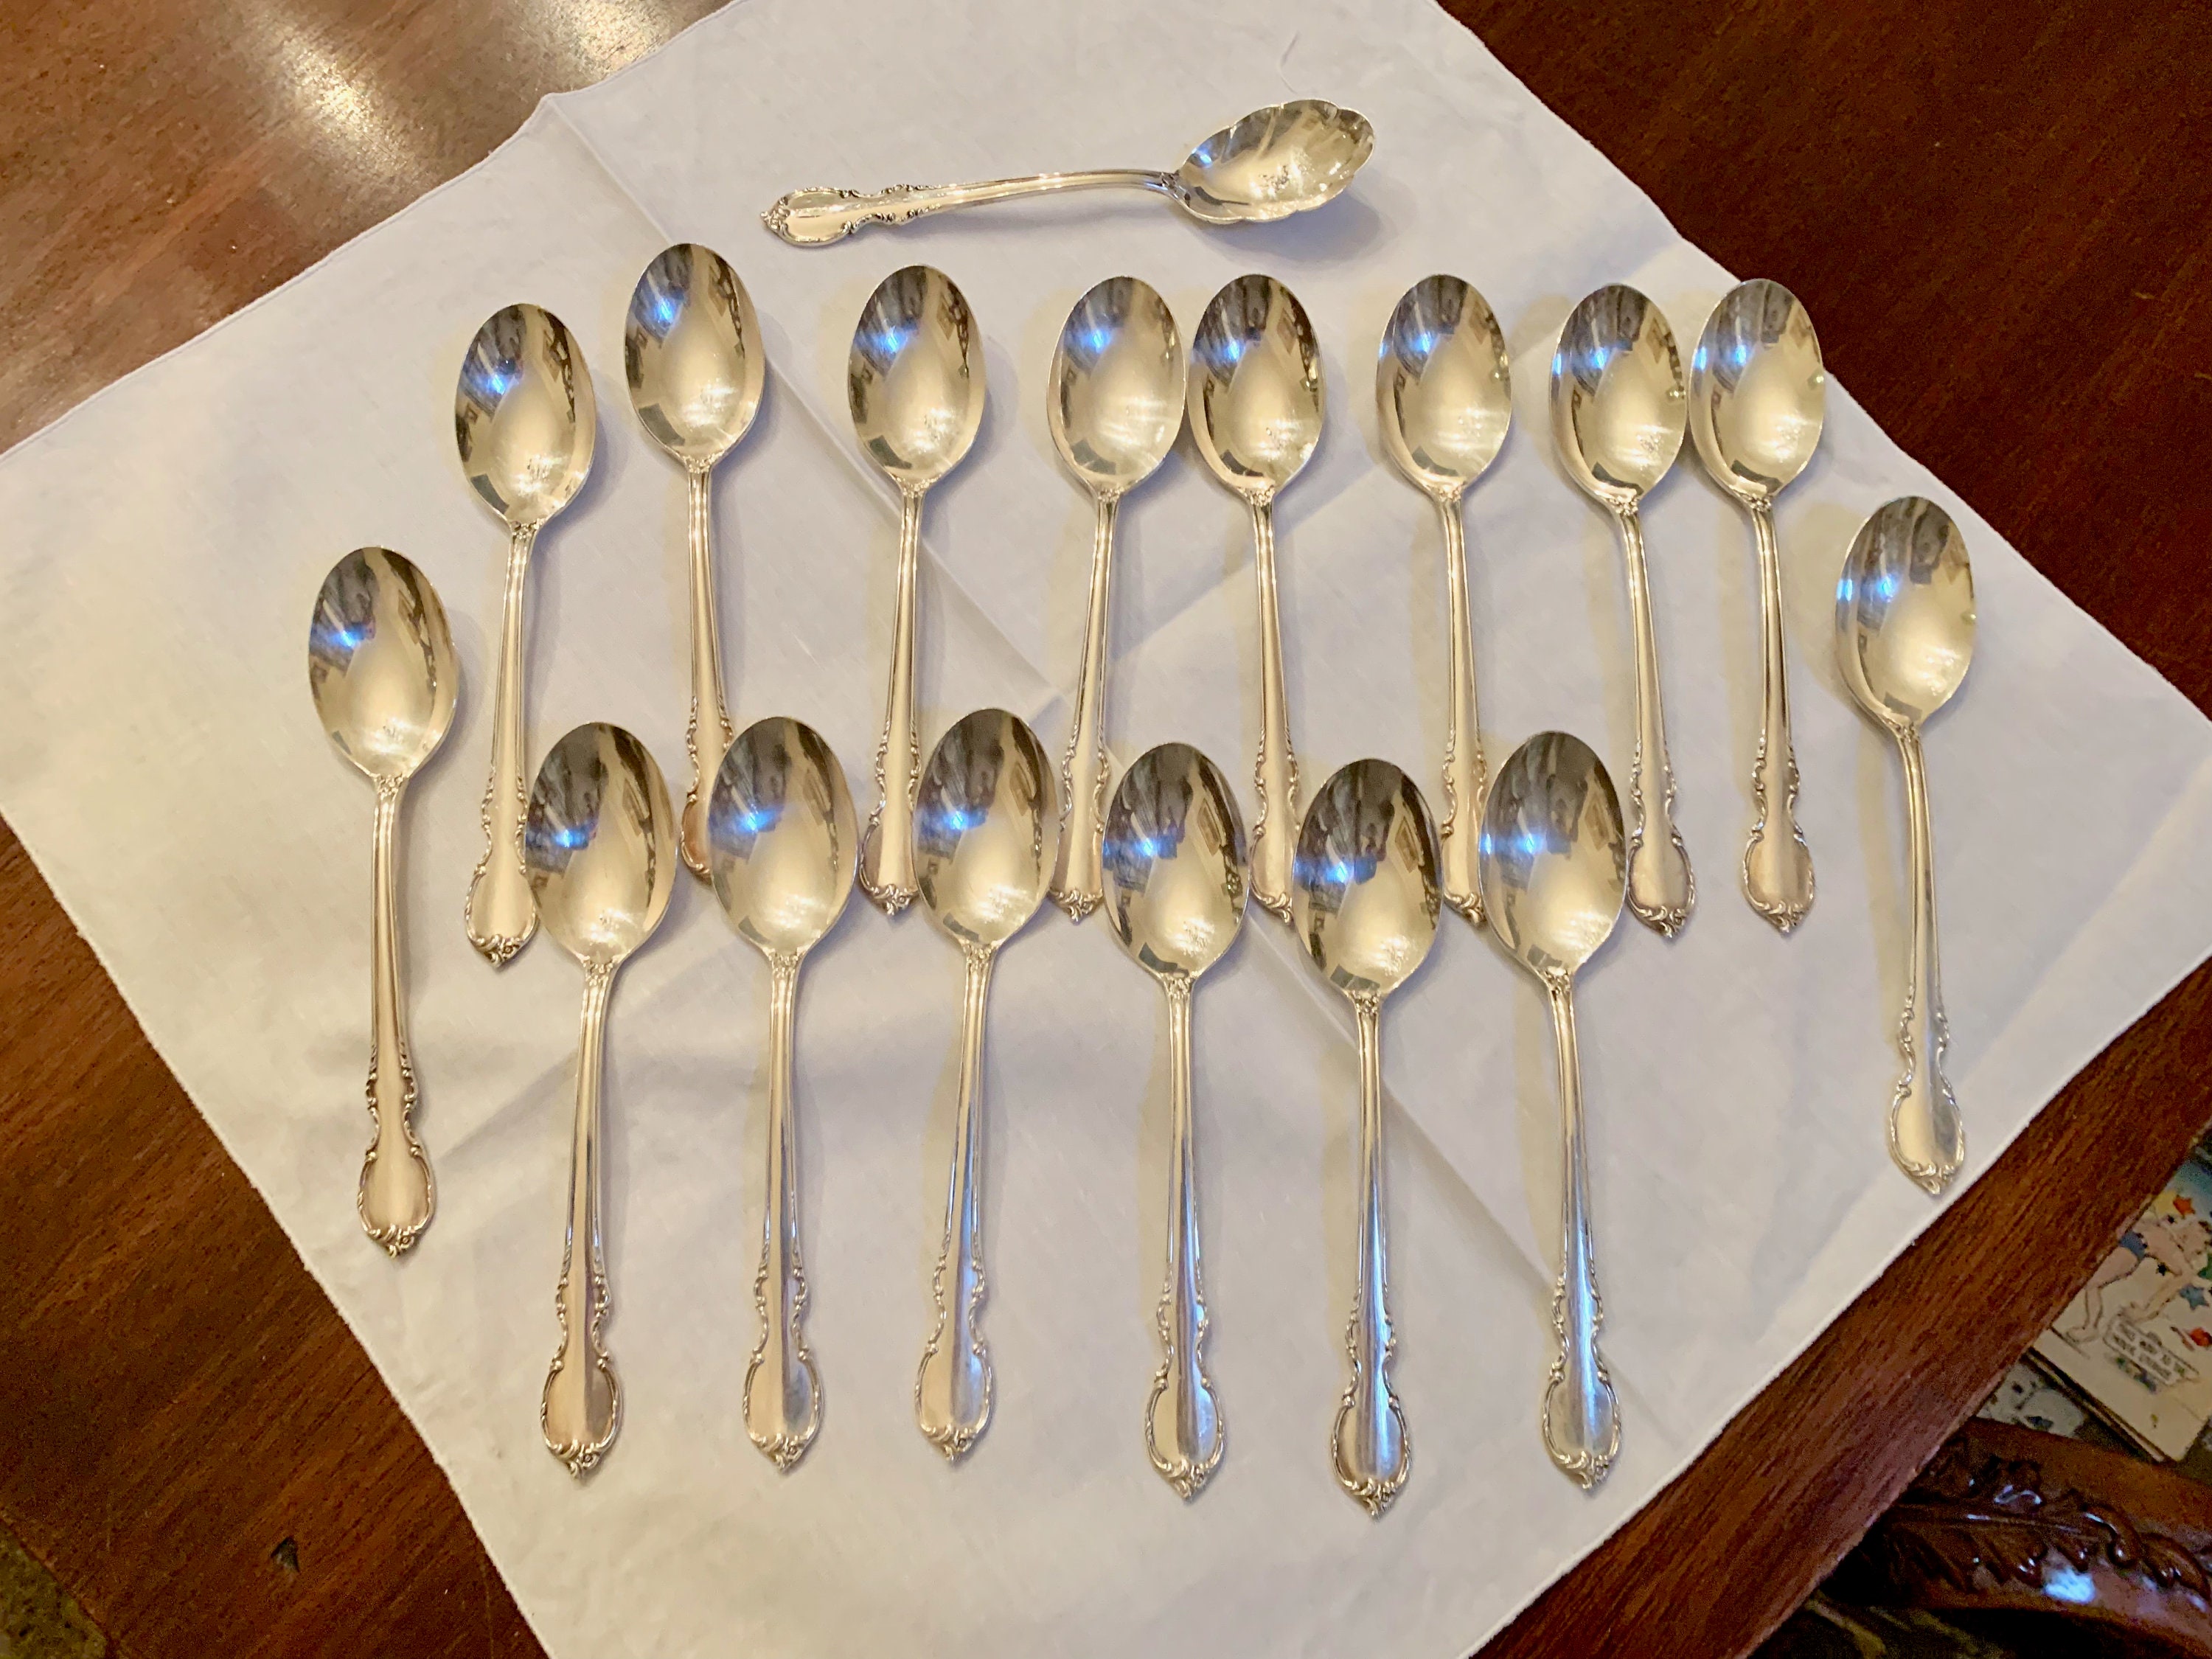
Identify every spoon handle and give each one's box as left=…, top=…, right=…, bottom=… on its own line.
left=1613, top=504, right=1694, bottom=936
left=1435, top=492, right=1487, bottom=925
left=860, top=487, right=925, bottom=915
left=465, top=522, right=540, bottom=964
left=917, top=944, right=996, bottom=1459
left=746, top=955, right=823, bottom=1470
left=1333, top=993, right=1409, bottom=1515
left=1741, top=501, right=1814, bottom=932
left=1147, top=974, right=1225, bottom=1499
left=764, top=170, right=1166, bottom=246
left=680, top=464, right=735, bottom=883
left=1248, top=495, right=1299, bottom=921
left=1888, top=726, right=1964, bottom=1193
left=1050, top=493, right=1118, bottom=921
left=359, top=777, right=434, bottom=1256
left=1541, top=976, right=1619, bottom=1489
left=543, top=961, right=620, bottom=1477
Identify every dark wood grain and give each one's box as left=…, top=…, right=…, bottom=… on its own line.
left=0, top=2, right=2205, bottom=1657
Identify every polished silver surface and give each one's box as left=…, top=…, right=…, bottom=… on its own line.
left=1480, top=731, right=1627, bottom=1489
left=708, top=717, right=856, bottom=1471
left=763, top=100, right=1372, bottom=245
left=309, top=547, right=457, bottom=1256
left=1101, top=743, right=1248, bottom=1499
left=913, top=709, right=1057, bottom=1460
left=1691, top=279, right=1825, bottom=933
left=626, top=243, right=765, bottom=882
left=456, top=302, right=596, bottom=966
left=1292, top=759, right=1439, bottom=1517
left=1837, top=497, right=1976, bottom=1194
left=1189, top=274, right=1323, bottom=924
left=522, top=723, right=677, bottom=1476
left=850, top=266, right=985, bottom=917
left=1551, top=285, right=1694, bottom=937
left=1046, top=276, right=1184, bottom=922
left=1377, top=274, right=1512, bottom=925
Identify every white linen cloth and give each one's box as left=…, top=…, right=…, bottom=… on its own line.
left=4, top=0, right=2211, bottom=1652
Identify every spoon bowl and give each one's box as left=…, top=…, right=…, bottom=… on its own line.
left=310, top=547, right=458, bottom=781
left=850, top=265, right=984, bottom=488
left=1170, top=99, right=1374, bottom=225
left=456, top=304, right=596, bottom=527
left=1189, top=275, right=1324, bottom=497
left=1378, top=275, right=1512, bottom=495
left=1480, top=732, right=1627, bottom=977
left=1689, top=279, right=1824, bottom=504
left=626, top=243, right=764, bottom=468
left=1103, top=743, right=1248, bottom=981
left=1049, top=276, right=1184, bottom=493
left=1552, top=285, right=1685, bottom=507
left=1840, top=496, right=1977, bottom=727
left=525, top=724, right=678, bottom=967
left=1292, top=759, right=1441, bottom=999
left=709, top=717, right=857, bottom=959
left=916, top=709, right=1058, bottom=947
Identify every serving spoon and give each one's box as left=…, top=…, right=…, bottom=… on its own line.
left=1377, top=274, right=1512, bottom=925
left=1691, top=279, right=1824, bottom=933
left=913, top=708, right=1058, bottom=1461
left=1551, top=285, right=1693, bottom=937
left=1293, top=759, right=1440, bottom=1517
left=1047, top=276, right=1185, bottom=920
left=1189, top=274, right=1324, bottom=922
left=709, top=717, right=857, bottom=1471
left=850, top=266, right=986, bottom=916
left=1101, top=742, right=1248, bottom=1499
left=764, top=100, right=1372, bottom=246
left=523, top=723, right=677, bottom=1475
left=456, top=302, right=596, bottom=965
left=626, top=243, right=765, bottom=881
left=1837, top=497, right=1975, bottom=1194
left=1479, top=730, right=1627, bottom=1489
left=308, top=546, right=458, bottom=1256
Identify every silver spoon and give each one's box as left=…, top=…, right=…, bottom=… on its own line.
left=1292, top=759, right=1440, bottom=1517
left=1551, top=285, right=1693, bottom=937
left=1479, top=730, right=1628, bottom=1490
left=1837, top=497, right=1975, bottom=1194
left=1691, top=279, right=1825, bottom=933
left=707, top=717, right=856, bottom=1471
left=1189, top=274, right=1324, bottom=923
left=912, top=708, right=1058, bottom=1461
left=850, top=266, right=986, bottom=917
left=764, top=100, right=1373, bottom=246
left=1047, top=276, right=1185, bottom=921
left=627, top=243, right=766, bottom=883
left=1377, top=274, right=1512, bottom=925
left=523, top=723, right=677, bottom=1476
left=1101, top=742, right=1248, bottom=1500
left=456, top=302, right=596, bottom=966
left=308, top=546, right=458, bottom=1256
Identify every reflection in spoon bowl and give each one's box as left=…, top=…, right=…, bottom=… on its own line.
left=522, top=723, right=676, bottom=1477
left=1102, top=743, right=1247, bottom=1498
left=1479, top=731, right=1627, bottom=1489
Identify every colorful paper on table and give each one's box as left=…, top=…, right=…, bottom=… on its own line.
left=2, top=0, right=2211, bottom=1653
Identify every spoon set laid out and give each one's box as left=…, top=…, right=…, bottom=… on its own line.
left=306, top=100, right=1979, bottom=1506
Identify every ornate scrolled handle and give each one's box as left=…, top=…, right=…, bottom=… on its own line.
left=1333, top=993, right=1408, bottom=1514
left=917, top=944, right=997, bottom=1459
left=544, top=961, right=619, bottom=1476
left=860, top=487, right=925, bottom=915
left=746, top=955, right=822, bottom=1469
left=1247, top=495, right=1299, bottom=922
left=1613, top=503, right=1694, bottom=936
left=1147, top=975, right=1223, bottom=1498
left=360, top=776, right=434, bottom=1253
left=764, top=170, right=1166, bottom=246
left=1541, top=975, right=1619, bottom=1489
left=1741, top=500, right=1814, bottom=931
left=1888, top=725, right=1964, bottom=1192
left=1051, top=493, right=1118, bottom=920
left=680, top=464, right=735, bottom=881
left=467, top=521, right=539, bottom=964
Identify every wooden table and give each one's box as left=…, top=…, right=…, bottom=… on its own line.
left=2, top=2, right=2206, bottom=1654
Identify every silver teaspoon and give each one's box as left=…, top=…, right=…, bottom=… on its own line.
left=913, top=708, right=1058, bottom=1461
left=309, top=547, right=458, bottom=1256
left=1293, top=759, right=1441, bottom=1517
left=708, top=717, right=857, bottom=1471
left=764, top=100, right=1372, bottom=247
left=1479, top=730, right=1627, bottom=1489
left=1101, top=742, right=1248, bottom=1500
left=1190, top=274, right=1324, bottom=923
left=456, top=303, right=596, bottom=966
left=523, top=723, right=677, bottom=1476
left=1047, top=276, right=1184, bottom=920
left=1691, top=279, right=1825, bottom=933
left=1837, top=498, right=1975, bottom=1194
left=851, top=266, right=985, bottom=917
left=627, top=244, right=765, bottom=882
left=1378, top=275, right=1512, bottom=925
left=1551, top=285, right=1693, bottom=936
